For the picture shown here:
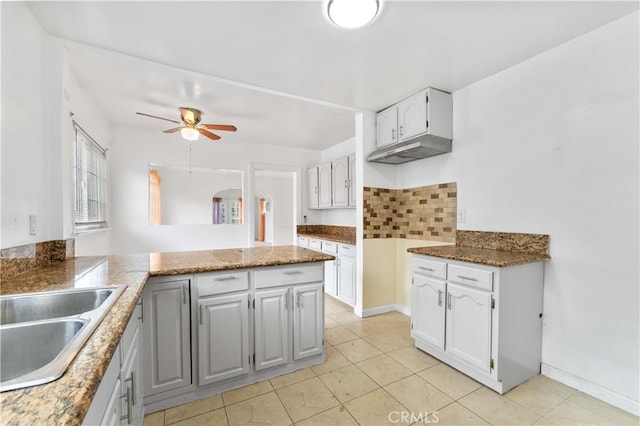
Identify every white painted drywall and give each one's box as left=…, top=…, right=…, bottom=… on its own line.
left=394, top=12, right=639, bottom=410
left=108, top=126, right=319, bottom=254
left=1, top=2, right=50, bottom=247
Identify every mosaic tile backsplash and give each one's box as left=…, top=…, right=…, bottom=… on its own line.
left=0, top=239, right=75, bottom=281
left=363, top=182, right=457, bottom=242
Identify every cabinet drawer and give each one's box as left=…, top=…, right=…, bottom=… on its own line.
left=298, top=236, right=309, bottom=247
left=338, top=244, right=356, bottom=257
left=254, top=263, right=323, bottom=289
left=322, top=241, right=338, bottom=254
left=197, top=271, right=249, bottom=297
left=447, top=264, right=493, bottom=291
left=308, top=239, right=322, bottom=251
left=413, top=257, right=446, bottom=280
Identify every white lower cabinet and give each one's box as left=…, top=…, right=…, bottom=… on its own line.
left=84, top=303, right=143, bottom=425
left=292, top=284, right=324, bottom=360
left=142, top=264, right=325, bottom=415
left=411, top=254, right=544, bottom=394
left=143, top=278, right=192, bottom=397
left=254, top=288, right=289, bottom=371
left=198, top=293, right=250, bottom=385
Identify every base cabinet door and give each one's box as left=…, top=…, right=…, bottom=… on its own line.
left=198, top=293, right=250, bottom=385
left=293, top=284, right=324, bottom=360
left=445, top=283, right=492, bottom=373
left=324, top=259, right=337, bottom=296
left=143, top=279, right=191, bottom=396
left=121, top=328, right=143, bottom=425
left=412, top=276, right=445, bottom=350
left=101, top=378, right=122, bottom=425
left=337, top=256, right=355, bottom=306
left=254, top=288, right=289, bottom=371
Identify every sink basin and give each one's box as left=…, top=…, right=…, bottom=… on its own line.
left=1, top=319, right=87, bottom=389
left=1, top=288, right=119, bottom=325
left=0, top=286, right=125, bottom=392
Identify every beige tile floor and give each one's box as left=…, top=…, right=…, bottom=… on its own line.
left=144, top=296, right=639, bottom=426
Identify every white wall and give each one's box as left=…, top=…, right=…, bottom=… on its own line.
left=394, top=13, right=639, bottom=411
left=109, top=126, right=319, bottom=254
left=1, top=2, right=51, bottom=247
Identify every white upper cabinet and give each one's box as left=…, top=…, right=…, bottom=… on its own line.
left=317, top=162, right=332, bottom=209
left=307, top=167, right=319, bottom=209
left=376, top=106, right=398, bottom=148
left=398, top=91, right=428, bottom=141
left=375, top=87, right=453, bottom=148
left=331, top=156, right=349, bottom=208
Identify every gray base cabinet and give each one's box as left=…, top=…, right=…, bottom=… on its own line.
left=142, top=263, right=325, bottom=415
left=198, top=293, right=250, bottom=385
left=143, top=277, right=191, bottom=397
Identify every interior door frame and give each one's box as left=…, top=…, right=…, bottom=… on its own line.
left=247, top=163, right=302, bottom=247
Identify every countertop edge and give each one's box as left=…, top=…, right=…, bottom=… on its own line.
left=407, top=246, right=551, bottom=267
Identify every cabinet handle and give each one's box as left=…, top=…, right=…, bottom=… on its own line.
left=182, top=284, right=188, bottom=304
left=214, top=276, right=239, bottom=282
left=391, top=128, right=396, bottom=140
left=139, top=300, right=144, bottom=322
left=285, top=293, right=289, bottom=310
left=438, top=290, right=443, bottom=307
left=419, top=266, right=435, bottom=272
left=124, top=372, right=136, bottom=405
left=284, top=270, right=303, bottom=275
left=457, top=275, right=478, bottom=282
left=199, top=305, right=204, bottom=325
left=447, top=292, right=452, bottom=310
left=400, top=125, right=404, bottom=136
left=120, top=386, right=132, bottom=424
left=297, top=293, right=303, bottom=308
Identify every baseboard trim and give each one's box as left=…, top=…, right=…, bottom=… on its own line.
left=396, top=304, right=411, bottom=316
left=361, top=304, right=397, bottom=317
left=541, top=363, right=640, bottom=416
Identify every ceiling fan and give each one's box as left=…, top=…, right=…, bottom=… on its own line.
left=136, top=107, right=237, bottom=141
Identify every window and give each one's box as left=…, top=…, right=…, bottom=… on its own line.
left=72, top=122, right=107, bottom=231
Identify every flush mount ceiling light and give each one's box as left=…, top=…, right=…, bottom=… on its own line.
left=327, top=0, right=380, bottom=29
left=181, top=127, right=200, bottom=141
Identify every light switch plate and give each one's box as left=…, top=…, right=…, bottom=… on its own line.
left=29, top=215, right=37, bottom=235
left=457, top=209, right=466, bottom=224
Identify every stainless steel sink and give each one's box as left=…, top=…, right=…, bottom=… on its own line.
left=1, top=287, right=119, bottom=325
left=0, top=286, right=125, bottom=392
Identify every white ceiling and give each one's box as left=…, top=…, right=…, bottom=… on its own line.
left=27, top=1, right=638, bottom=150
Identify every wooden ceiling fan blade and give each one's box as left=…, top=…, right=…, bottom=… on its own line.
left=163, top=127, right=183, bottom=133
left=136, top=112, right=181, bottom=124
left=200, top=124, right=237, bottom=132
left=198, top=129, right=221, bottom=140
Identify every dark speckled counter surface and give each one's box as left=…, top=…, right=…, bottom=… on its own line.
left=407, top=245, right=550, bottom=267
left=0, top=246, right=333, bottom=426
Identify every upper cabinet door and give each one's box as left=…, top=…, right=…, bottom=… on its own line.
left=398, top=91, right=427, bottom=141
left=306, top=167, right=319, bottom=209
left=348, top=154, right=356, bottom=207
left=318, top=163, right=332, bottom=209
left=376, top=106, right=398, bottom=148
left=331, top=157, right=349, bottom=208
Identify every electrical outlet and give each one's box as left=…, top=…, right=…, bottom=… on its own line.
left=29, top=215, right=37, bottom=235
left=457, top=209, right=466, bottom=224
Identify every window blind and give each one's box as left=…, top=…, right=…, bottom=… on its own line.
left=73, top=122, right=107, bottom=230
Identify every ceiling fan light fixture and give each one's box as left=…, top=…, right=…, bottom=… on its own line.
left=181, top=127, right=199, bottom=141
left=327, top=0, right=379, bottom=29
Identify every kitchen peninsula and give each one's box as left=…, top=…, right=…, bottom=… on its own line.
left=0, top=246, right=334, bottom=426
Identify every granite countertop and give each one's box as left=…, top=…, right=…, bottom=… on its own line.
left=407, top=245, right=550, bottom=267
left=0, top=246, right=333, bottom=426
left=298, top=233, right=356, bottom=245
